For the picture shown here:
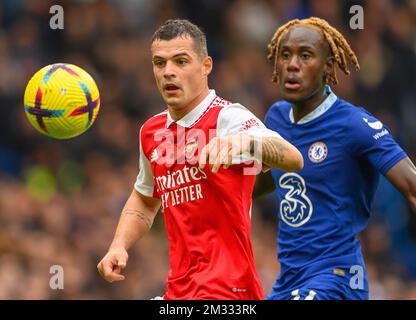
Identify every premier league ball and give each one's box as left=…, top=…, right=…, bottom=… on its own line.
left=23, top=63, right=100, bottom=139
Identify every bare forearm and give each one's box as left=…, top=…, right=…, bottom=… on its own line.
left=385, top=157, right=416, bottom=213
left=405, top=179, right=416, bottom=213
left=110, top=190, right=160, bottom=251
left=253, top=136, right=303, bottom=171
left=110, top=211, right=152, bottom=250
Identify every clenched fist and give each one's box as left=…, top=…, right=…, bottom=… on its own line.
left=97, top=247, right=129, bottom=283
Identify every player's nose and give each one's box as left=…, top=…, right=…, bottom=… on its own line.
left=287, top=55, right=300, bottom=71
left=163, top=61, right=176, bottom=79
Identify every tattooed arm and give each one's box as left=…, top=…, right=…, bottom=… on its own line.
left=112, top=190, right=160, bottom=249
left=97, top=190, right=161, bottom=282
left=252, top=135, right=304, bottom=172
left=199, top=104, right=303, bottom=173
left=250, top=136, right=302, bottom=199
left=199, top=134, right=303, bottom=173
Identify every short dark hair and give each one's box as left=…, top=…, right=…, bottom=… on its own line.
left=151, top=19, right=208, bottom=58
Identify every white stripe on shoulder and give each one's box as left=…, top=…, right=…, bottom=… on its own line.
left=151, top=110, right=168, bottom=118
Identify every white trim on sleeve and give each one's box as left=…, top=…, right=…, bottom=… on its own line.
left=134, top=127, right=155, bottom=197
left=216, top=103, right=282, bottom=138
left=215, top=103, right=281, bottom=167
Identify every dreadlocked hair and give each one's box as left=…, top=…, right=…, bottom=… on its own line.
left=267, top=17, right=360, bottom=85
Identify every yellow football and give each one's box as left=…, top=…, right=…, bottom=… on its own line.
left=23, top=63, right=100, bottom=139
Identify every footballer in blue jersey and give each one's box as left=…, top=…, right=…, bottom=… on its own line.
left=254, top=17, right=416, bottom=300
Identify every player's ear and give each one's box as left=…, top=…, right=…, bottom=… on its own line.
left=323, top=56, right=335, bottom=80
left=202, top=56, right=213, bottom=76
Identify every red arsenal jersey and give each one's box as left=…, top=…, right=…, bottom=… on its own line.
left=135, top=90, right=280, bottom=299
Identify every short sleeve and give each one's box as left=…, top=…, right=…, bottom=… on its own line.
left=134, top=126, right=155, bottom=197
left=216, top=103, right=281, bottom=169
left=346, top=109, right=407, bottom=175
left=216, top=103, right=282, bottom=138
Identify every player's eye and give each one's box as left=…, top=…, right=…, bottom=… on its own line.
left=176, top=59, right=188, bottom=65
left=301, top=52, right=311, bottom=60
left=153, top=60, right=165, bottom=67
left=280, top=51, right=290, bottom=59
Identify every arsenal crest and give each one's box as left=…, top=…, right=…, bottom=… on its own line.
left=185, top=137, right=199, bottom=161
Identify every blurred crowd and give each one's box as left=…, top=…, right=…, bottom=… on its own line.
left=0, top=0, right=415, bottom=299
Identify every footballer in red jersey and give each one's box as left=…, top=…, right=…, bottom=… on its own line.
left=97, top=19, right=304, bottom=300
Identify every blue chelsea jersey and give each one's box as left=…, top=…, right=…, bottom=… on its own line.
left=264, top=86, right=407, bottom=291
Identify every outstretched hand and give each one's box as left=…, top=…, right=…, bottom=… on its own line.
left=198, top=134, right=255, bottom=173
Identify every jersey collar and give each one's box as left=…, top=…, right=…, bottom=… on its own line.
left=166, top=90, right=216, bottom=128
left=289, top=85, right=338, bottom=124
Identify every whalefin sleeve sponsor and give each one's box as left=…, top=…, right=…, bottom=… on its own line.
left=346, top=109, right=407, bottom=175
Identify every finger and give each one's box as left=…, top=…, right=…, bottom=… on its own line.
left=211, top=151, right=222, bottom=173
left=97, top=260, right=116, bottom=281
left=222, top=137, right=236, bottom=169
left=110, top=264, right=126, bottom=282
left=208, top=138, right=221, bottom=171
left=97, top=261, right=105, bottom=277
left=107, top=272, right=126, bottom=282
left=223, top=145, right=240, bottom=169
left=104, top=263, right=126, bottom=282
left=102, top=260, right=116, bottom=276
left=230, top=142, right=244, bottom=158
left=222, top=151, right=233, bottom=169
left=117, top=258, right=127, bottom=269
left=223, top=135, right=243, bottom=169
left=208, top=138, right=221, bottom=173
left=212, top=139, right=230, bottom=173
left=97, top=260, right=110, bottom=277
left=198, top=142, right=210, bottom=170
left=113, top=265, right=122, bottom=274
left=211, top=144, right=223, bottom=173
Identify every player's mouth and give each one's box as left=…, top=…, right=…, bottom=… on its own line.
left=164, top=83, right=181, bottom=94
left=284, top=77, right=301, bottom=90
